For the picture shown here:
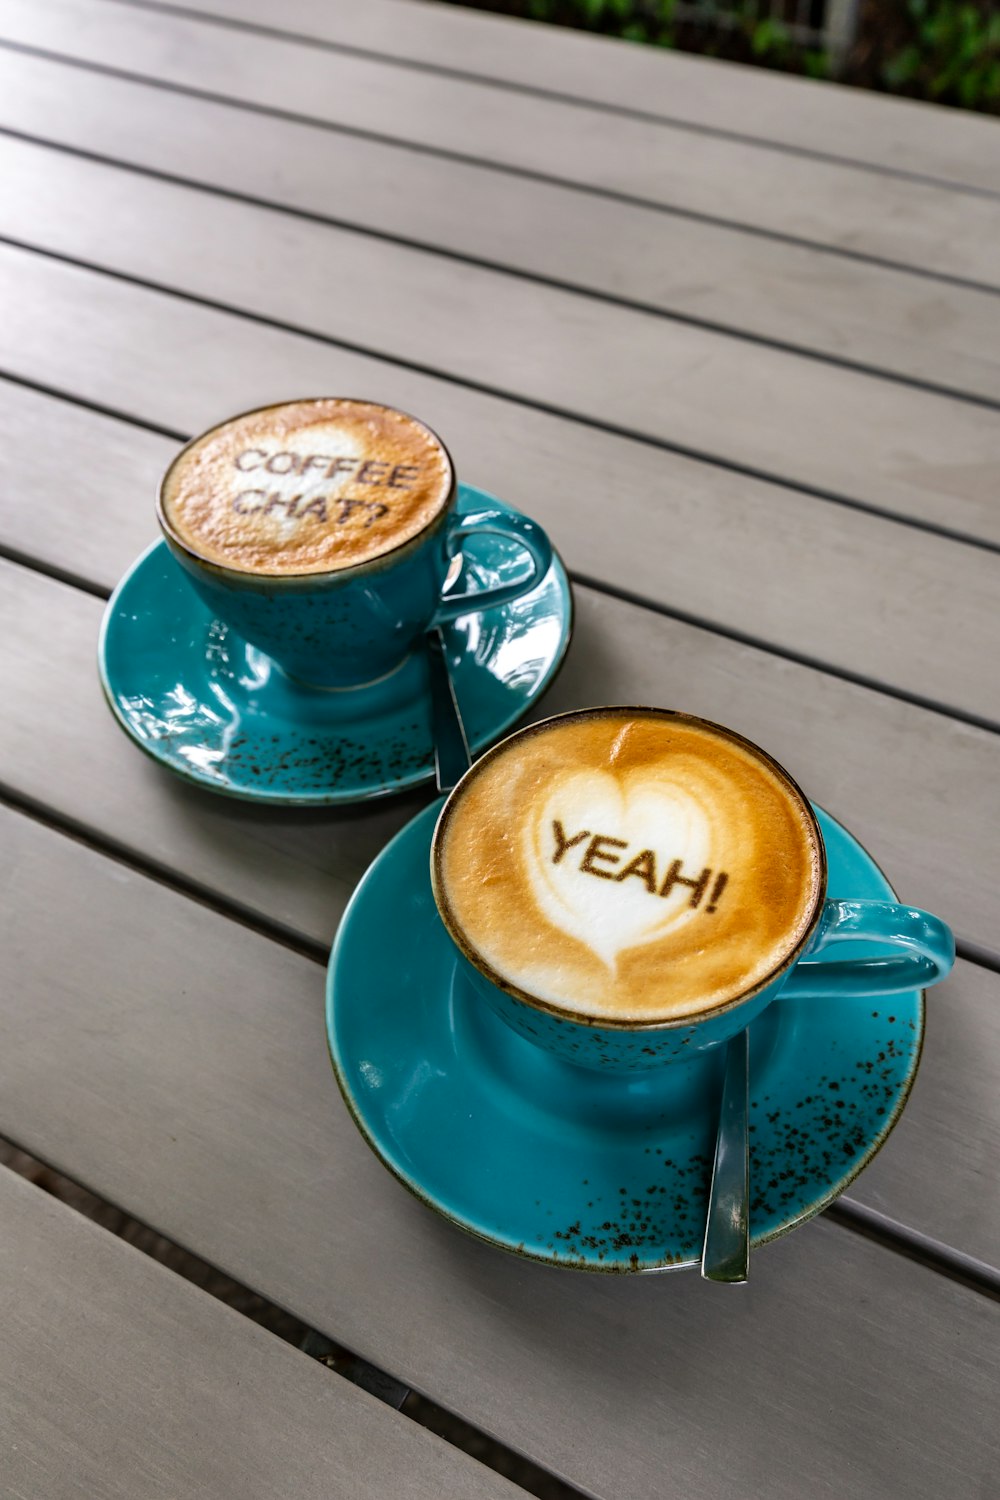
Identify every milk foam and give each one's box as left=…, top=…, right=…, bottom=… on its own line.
left=434, top=711, right=823, bottom=1023
left=528, top=770, right=716, bottom=968
left=160, top=399, right=454, bottom=576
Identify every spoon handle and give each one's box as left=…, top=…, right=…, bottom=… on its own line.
left=426, top=627, right=472, bottom=795
left=701, top=1028, right=750, bottom=1284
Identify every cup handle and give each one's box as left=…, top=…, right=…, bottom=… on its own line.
left=780, top=900, right=955, bottom=999
left=432, top=506, right=552, bottom=623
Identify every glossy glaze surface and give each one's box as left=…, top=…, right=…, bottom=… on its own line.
left=327, top=802, right=924, bottom=1271
left=99, top=487, right=572, bottom=804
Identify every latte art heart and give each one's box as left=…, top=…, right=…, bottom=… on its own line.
left=433, top=710, right=823, bottom=1023
left=526, top=770, right=719, bottom=969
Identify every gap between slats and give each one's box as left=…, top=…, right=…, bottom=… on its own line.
left=89, top=0, right=1000, bottom=203
left=3, top=114, right=999, bottom=415
left=2, top=788, right=999, bottom=1305
left=2, top=34, right=999, bottom=305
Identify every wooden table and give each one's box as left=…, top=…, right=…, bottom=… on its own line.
left=1, top=2, right=998, bottom=1495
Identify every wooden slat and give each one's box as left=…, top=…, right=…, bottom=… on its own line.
left=0, top=380, right=174, bottom=587
left=4, top=48, right=1000, bottom=403
left=1, top=805, right=997, bottom=1500
left=3, top=0, right=1000, bottom=284
left=854, top=959, right=1000, bottom=1252
left=3, top=140, right=1000, bottom=555
left=171, top=0, right=1000, bottom=192
left=0, top=1165, right=524, bottom=1500
left=3, top=256, right=1000, bottom=729
left=0, top=555, right=422, bottom=942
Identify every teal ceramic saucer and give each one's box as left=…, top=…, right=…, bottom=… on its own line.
left=99, top=486, right=572, bottom=804
left=327, top=802, right=924, bottom=1273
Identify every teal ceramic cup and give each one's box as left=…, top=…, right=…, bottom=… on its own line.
left=156, top=398, right=552, bottom=689
left=431, top=708, right=955, bottom=1072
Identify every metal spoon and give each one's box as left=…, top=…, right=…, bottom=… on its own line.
left=425, top=626, right=472, bottom=794
left=700, top=1027, right=750, bottom=1284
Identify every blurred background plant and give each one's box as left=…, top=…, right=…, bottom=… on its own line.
left=444, top=0, right=1000, bottom=111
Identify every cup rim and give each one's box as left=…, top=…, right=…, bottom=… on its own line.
left=155, top=396, right=458, bottom=581
left=430, top=706, right=829, bottom=1032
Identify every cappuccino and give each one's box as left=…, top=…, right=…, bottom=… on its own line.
left=159, top=398, right=454, bottom=576
left=432, top=709, right=824, bottom=1024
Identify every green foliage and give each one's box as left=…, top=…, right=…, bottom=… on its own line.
left=749, top=16, right=793, bottom=62
left=519, top=0, right=674, bottom=39
left=802, top=48, right=831, bottom=79
left=457, top=0, right=1000, bottom=111
left=884, top=0, right=1000, bottom=108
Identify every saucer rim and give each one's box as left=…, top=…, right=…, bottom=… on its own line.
left=326, top=800, right=925, bottom=1273
left=98, top=491, right=574, bottom=806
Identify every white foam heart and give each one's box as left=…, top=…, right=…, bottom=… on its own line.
left=525, top=769, right=714, bottom=970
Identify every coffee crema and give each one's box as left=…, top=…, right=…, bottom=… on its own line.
left=159, top=398, right=454, bottom=576
left=432, top=709, right=825, bottom=1024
